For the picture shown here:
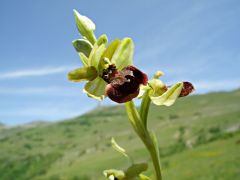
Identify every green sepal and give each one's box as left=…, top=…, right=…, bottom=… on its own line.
left=72, top=39, right=93, bottom=57
left=83, top=76, right=107, bottom=100
left=139, top=174, right=151, bottom=180
left=103, top=169, right=125, bottom=180
left=125, top=163, right=148, bottom=179
left=68, top=66, right=97, bottom=82
left=79, top=53, right=89, bottom=66
left=89, top=44, right=106, bottom=69
left=150, top=82, right=183, bottom=106
left=111, top=38, right=134, bottom=70
left=97, top=34, right=108, bottom=46
left=103, top=39, right=121, bottom=60
left=73, top=9, right=96, bottom=45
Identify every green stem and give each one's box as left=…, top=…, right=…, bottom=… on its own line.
left=148, top=133, right=162, bottom=180
left=125, top=101, right=162, bottom=180
left=140, top=90, right=151, bottom=128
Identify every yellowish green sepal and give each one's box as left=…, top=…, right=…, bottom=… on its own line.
left=111, top=38, right=134, bottom=70
left=79, top=53, right=89, bottom=67
left=68, top=66, right=97, bottom=82
left=89, top=44, right=106, bottom=69
left=72, top=39, right=93, bottom=57
left=83, top=76, right=107, bottom=100
left=103, top=39, right=121, bottom=60
left=103, top=169, right=126, bottom=180
left=73, top=9, right=97, bottom=45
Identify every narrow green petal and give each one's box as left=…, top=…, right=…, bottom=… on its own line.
left=148, top=79, right=166, bottom=97
left=72, top=39, right=93, bottom=57
left=153, top=70, right=164, bottom=79
left=103, top=39, right=121, bottom=60
left=97, top=34, right=108, bottom=46
left=89, top=44, right=106, bottom=69
left=83, top=77, right=107, bottom=100
left=73, top=9, right=96, bottom=45
left=111, top=38, right=134, bottom=70
left=98, top=57, right=111, bottom=76
left=79, top=53, right=89, bottom=66
left=68, top=66, right=97, bottom=82
left=150, top=82, right=183, bottom=106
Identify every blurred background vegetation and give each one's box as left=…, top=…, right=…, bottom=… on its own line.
left=0, top=89, right=239, bottom=180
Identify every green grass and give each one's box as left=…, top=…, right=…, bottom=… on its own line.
left=0, top=89, right=239, bottom=180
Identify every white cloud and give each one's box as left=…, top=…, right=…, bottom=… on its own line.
left=0, top=65, right=77, bottom=79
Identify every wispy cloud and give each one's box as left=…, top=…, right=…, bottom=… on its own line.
left=0, top=65, right=77, bottom=80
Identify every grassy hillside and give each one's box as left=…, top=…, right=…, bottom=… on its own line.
left=0, top=90, right=240, bottom=180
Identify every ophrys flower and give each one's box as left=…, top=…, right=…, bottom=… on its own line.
left=68, top=10, right=148, bottom=103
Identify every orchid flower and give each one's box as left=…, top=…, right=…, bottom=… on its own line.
left=139, top=71, right=194, bottom=107
left=68, top=10, right=147, bottom=103
left=68, top=10, right=194, bottom=180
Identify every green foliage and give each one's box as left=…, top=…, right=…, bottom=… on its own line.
left=0, top=90, right=239, bottom=179
left=0, top=153, right=62, bottom=180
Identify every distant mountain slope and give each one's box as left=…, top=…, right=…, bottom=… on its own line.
left=0, top=90, right=239, bottom=180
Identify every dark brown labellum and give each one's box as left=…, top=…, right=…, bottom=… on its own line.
left=105, top=65, right=148, bottom=103
left=179, top=82, right=194, bottom=97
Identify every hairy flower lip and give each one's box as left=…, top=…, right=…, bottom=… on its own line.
left=106, top=84, right=140, bottom=103
left=105, top=65, right=148, bottom=103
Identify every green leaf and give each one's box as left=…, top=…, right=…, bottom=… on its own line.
left=83, top=76, right=107, bottom=100
left=79, top=53, right=89, bottom=66
left=111, top=38, right=134, bottom=70
left=150, top=82, right=183, bottom=106
left=68, top=66, right=97, bottom=82
left=125, top=163, right=148, bottom=178
left=97, top=34, right=108, bottom=46
left=72, top=39, right=93, bottom=57
left=111, top=137, right=128, bottom=158
left=73, top=9, right=96, bottom=45
left=103, top=39, right=121, bottom=60
left=89, top=44, right=106, bottom=69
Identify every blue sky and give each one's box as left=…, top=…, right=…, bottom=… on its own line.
left=0, top=0, right=239, bottom=125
